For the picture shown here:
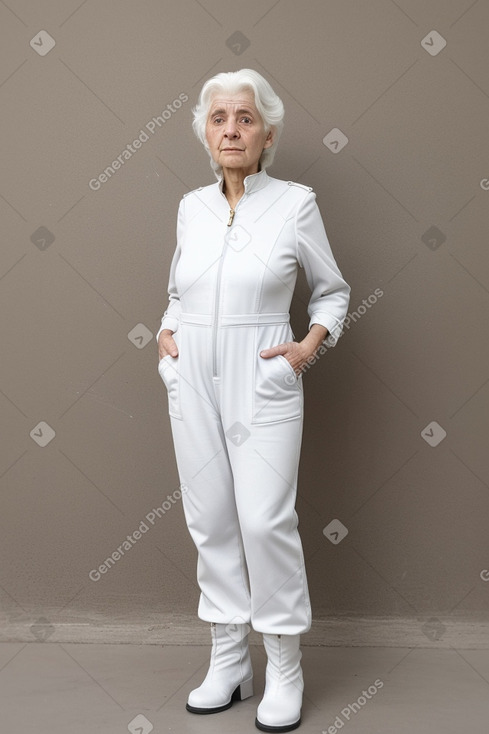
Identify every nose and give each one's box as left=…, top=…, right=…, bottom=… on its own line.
left=223, top=119, right=239, bottom=139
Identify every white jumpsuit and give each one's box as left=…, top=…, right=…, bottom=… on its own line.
left=156, top=168, right=350, bottom=635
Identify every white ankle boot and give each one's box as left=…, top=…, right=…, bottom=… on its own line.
left=186, top=621, right=254, bottom=714
left=255, top=634, right=303, bottom=732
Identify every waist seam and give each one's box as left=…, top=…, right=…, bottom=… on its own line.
left=180, top=312, right=290, bottom=327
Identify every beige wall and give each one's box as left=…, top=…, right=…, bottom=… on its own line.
left=1, top=0, right=488, bottom=643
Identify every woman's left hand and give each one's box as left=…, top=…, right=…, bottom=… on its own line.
left=259, top=341, right=309, bottom=376
left=260, top=324, right=329, bottom=376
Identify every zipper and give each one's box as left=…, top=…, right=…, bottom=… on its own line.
left=212, top=202, right=242, bottom=377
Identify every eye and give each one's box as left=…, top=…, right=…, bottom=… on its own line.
left=213, top=116, right=224, bottom=124
left=241, top=116, right=252, bottom=124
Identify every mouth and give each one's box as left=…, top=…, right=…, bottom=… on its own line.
left=222, top=148, right=244, bottom=151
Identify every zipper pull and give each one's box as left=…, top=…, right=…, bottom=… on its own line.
left=227, top=209, right=235, bottom=227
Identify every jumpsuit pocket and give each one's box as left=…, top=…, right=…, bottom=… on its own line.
left=252, top=351, right=303, bottom=425
left=158, top=330, right=182, bottom=420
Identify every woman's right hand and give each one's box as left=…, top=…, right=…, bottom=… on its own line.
left=158, top=329, right=179, bottom=360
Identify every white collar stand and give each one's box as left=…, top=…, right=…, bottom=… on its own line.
left=218, top=167, right=270, bottom=196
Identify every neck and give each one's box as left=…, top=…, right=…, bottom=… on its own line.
left=222, top=164, right=261, bottom=200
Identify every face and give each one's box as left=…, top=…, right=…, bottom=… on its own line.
left=205, top=89, right=274, bottom=175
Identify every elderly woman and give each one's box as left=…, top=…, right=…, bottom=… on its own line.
left=156, top=68, right=350, bottom=732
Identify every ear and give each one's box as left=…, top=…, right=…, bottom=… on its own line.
left=263, top=126, right=275, bottom=149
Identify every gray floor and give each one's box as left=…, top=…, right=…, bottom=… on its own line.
left=1, top=642, right=489, bottom=733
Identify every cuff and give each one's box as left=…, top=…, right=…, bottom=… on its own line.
left=155, top=316, right=179, bottom=343
left=309, top=313, right=344, bottom=347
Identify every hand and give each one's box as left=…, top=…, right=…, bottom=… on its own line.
left=260, top=324, right=329, bottom=375
left=259, top=341, right=308, bottom=376
left=158, top=329, right=178, bottom=360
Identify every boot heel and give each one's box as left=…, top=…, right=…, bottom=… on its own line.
left=235, top=676, right=254, bottom=701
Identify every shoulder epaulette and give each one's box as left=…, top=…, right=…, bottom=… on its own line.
left=183, top=186, right=204, bottom=198
left=287, top=181, right=313, bottom=192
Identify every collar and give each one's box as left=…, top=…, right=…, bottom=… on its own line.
left=218, top=167, right=270, bottom=196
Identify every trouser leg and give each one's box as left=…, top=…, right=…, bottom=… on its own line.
left=228, top=418, right=312, bottom=635
left=161, top=323, right=251, bottom=622
left=214, top=322, right=311, bottom=635
left=169, top=410, right=252, bottom=624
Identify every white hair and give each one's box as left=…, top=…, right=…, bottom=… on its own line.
left=191, top=69, right=285, bottom=180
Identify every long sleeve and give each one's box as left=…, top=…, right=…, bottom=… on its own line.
left=155, top=197, right=185, bottom=344
left=295, top=191, right=350, bottom=346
